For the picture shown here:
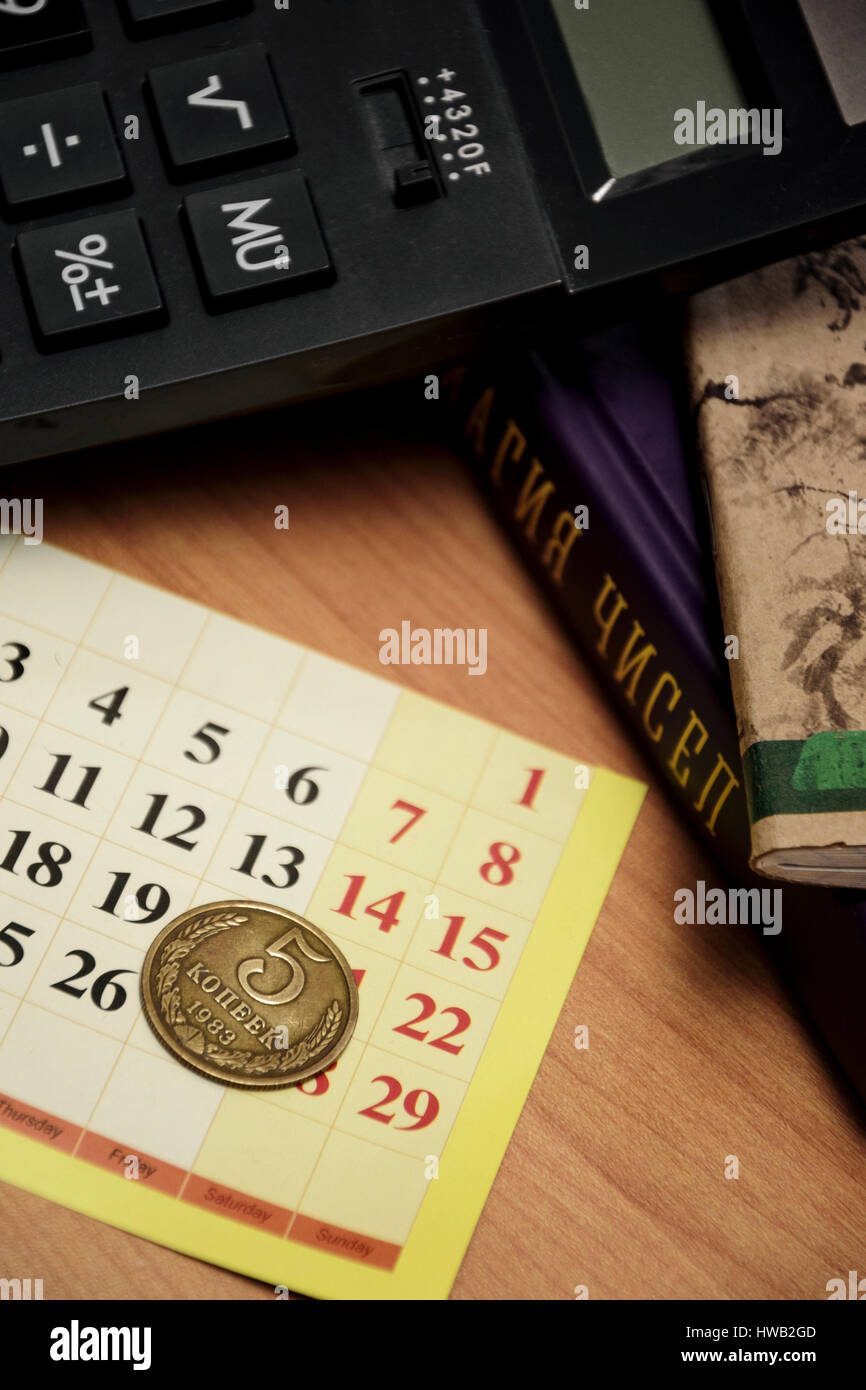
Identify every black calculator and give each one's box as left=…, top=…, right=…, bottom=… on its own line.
left=2, top=0, right=865, bottom=464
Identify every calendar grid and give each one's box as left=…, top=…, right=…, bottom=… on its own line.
left=273, top=693, right=416, bottom=1238
left=0, top=788, right=542, bottom=1016
left=165, top=630, right=311, bottom=1193
left=67, top=577, right=213, bottom=1157
left=0, top=539, right=639, bottom=1290
left=0, top=556, right=120, bottom=1097
left=0, top=601, right=581, bottom=853
left=284, top=715, right=534, bottom=1238
left=0, top=542, right=419, bottom=1255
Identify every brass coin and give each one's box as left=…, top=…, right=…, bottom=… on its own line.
left=141, top=901, right=358, bottom=1088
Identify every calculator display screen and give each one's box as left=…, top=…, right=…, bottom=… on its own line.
left=549, top=0, right=746, bottom=178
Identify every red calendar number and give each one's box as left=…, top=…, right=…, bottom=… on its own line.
left=480, top=841, right=521, bottom=886
left=359, top=1076, right=440, bottom=1130
left=389, top=799, right=426, bottom=843
left=335, top=875, right=405, bottom=933
left=297, top=969, right=365, bottom=1096
left=515, top=767, right=546, bottom=809
left=432, top=915, right=508, bottom=972
left=394, top=992, right=471, bottom=1055
left=298, top=1061, right=338, bottom=1097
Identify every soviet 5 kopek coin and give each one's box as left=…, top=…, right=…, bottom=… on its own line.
left=141, top=901, right=358, bottom=1087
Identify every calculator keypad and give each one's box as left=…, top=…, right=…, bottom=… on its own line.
left=184, top=172, right=333, bottom=308
left=1, top=6, right=349, bottom=354
left=0, top=0, right=90, bottom=72
left=148, top=43, right=294, bottom=177
left=17, top=210, right=164, bottom=347
left=0, top=84, right=127, bottom=213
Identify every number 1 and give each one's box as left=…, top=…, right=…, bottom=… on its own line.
left=516, top=767, right=545, bottom=809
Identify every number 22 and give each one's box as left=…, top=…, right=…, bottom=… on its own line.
left=394, top=993, right=471, bottom=1055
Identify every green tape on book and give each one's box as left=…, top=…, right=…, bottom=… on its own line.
left=744, top=733, right=866, bottom=821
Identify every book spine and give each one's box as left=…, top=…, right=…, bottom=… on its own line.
left=442, top=356, right=752, bottom=874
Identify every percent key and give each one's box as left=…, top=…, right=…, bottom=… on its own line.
left=17, top=210, right=165, bottom=347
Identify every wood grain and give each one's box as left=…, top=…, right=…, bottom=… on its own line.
left=0, top=387, right=863, bottom=1301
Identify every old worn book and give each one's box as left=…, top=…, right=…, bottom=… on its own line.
left=689, top=235, right=866, bottom=886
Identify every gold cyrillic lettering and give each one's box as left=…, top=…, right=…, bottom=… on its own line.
left=668, top=710, right=709, bottom=788
left=592, top=575, right=628, bottom=657
left=612, top=621, right=658, bottom=705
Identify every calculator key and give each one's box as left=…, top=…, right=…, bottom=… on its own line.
left=122, top=0, right=253, bottom=34
left=184, top=172, right=334, bottom=310
left=0, top=0, right=90, bottom=72
left=148, top=43, right=293, bottom=178
left=0, top=84, right=127, bottom=213
left=17, top=211, right=165, bottom=349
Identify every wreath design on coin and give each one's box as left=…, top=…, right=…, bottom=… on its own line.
left=206, top=1000, right=343, bottom=1076
left=153, top=910, right=342, bottom=1077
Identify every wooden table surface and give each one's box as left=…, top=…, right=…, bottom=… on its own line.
left=1, top=386, right=864, bottom=1302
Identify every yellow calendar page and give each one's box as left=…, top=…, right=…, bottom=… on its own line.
left=0, top=538, right=644, bottom=1299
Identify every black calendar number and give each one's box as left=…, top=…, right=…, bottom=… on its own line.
left=0, top=727, right=9, bottom=761
left=0, top=641, right=30, bottom=682
left=234, top=833, right=305, bottom=889
left=0, top=830, right=72, bottom=887
left=51, top=950, right=134, bottom=1012
left=134, top=793, right=206, bottom=851
left=97, top=870, right=171, bottom=925
left=88, top=687, right=129, bottom=727
left=36, top=752, right=100, bottom=809
left=0, top=920, right=35, bottom=968
left=184, top=722, right=230, bottom=765
left=286, top=765, right=325, bottom=807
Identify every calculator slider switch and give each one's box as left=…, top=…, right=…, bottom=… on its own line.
left=394, top=160, right=440, bottom=208
left=358, top=74, right=441, bottom=207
